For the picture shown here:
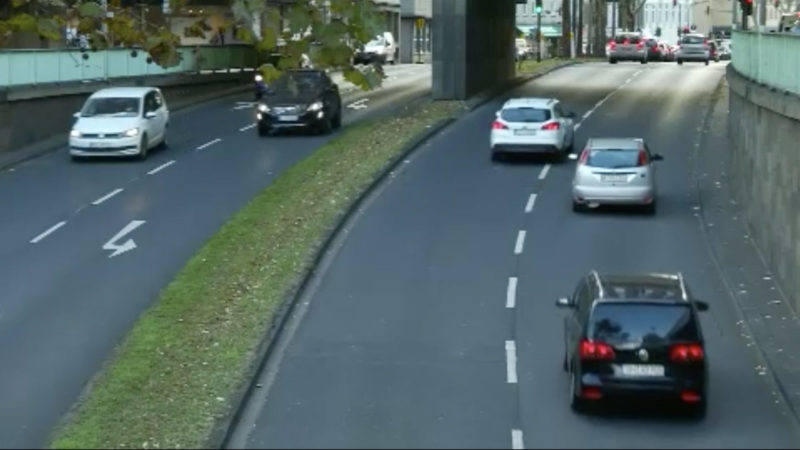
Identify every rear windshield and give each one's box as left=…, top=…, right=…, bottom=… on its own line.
left=586, top=148, right=643, bottom=169
left=682, top=35, right=705, bottom=44
left=614, top=35, right=641, bottom=44
left=589, top=303, right=698, bottom=346
left=81, top=97, right=140, bottom=117
left=501, top=107, right=551, bottom=123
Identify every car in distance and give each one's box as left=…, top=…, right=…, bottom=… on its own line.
left=69, top=87, right=169, bottom=161
left=608, top=33, right=648, bottom=64
left=256, top=69, right=342, bottom=137
left=490, top=97, right=576, bottom=161
left=569, top=137, right=664, bottom=214
left=676, top=33, right=711, bottom=65
left=556, top=271, right=710, bottom=417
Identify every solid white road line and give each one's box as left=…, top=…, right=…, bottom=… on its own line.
left=574, top=123, right=582, bottom=131
left=538, top=164, right=551, bottom=180
left=524, top=193, right=537, bottom=213
left=239, top=123, right=256, bottom=132
left=514, top=230, right=526, bottom=255
left=91, top=188, right=124, bottom=206
left=512, top=429, right=525, bottom=450
left=30, top=221, right=67, bottom=244
left=506, top=277, right=518, bottom=309
left=505, top=340, right=518, bottom=384
left=196, top=138, right=222, bottom=151
left=147, top=160, right=176, bottom=176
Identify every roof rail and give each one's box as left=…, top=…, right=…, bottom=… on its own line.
left=590, top=270, right=605, bottom=298
left=676, top=272, right=689, bottom=300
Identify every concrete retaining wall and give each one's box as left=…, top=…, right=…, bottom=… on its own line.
left=0, top=72, right=252, bottom=155
left=727, top=64, right=800, bottom=311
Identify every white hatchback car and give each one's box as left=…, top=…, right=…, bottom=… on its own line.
left=69, top=87, right=169, bottom=161
left=490, top=97, right=576, bottom=161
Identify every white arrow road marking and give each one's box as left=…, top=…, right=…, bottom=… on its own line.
left=347, top=98, right=370, bottom=110
left=232, top=101, right=258, bottom=111
left=103, top=220, right=146, bottom=258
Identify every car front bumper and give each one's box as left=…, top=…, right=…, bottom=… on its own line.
left=69, top=136, right=141, bottom=157
left=257, top=110, right=328, bottom=130
left=573, top=185, right=655, bottom=205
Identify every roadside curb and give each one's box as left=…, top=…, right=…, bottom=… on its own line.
left=213, top=60, right=588, bottom=449
left=211, top=113, right=457, bottom=450
left=0, top=84, right=250, bottom=172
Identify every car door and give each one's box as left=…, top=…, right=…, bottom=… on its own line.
left=142, top=92, right=160, bottom=143
left=566, top=279, right=592, bottom=364
left=154, top=89, right=169, bottom=137
left=323, top=73, right=340, bottom=117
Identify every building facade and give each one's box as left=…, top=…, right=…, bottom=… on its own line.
left=641, top=0, right=693, bottom=43
left=400, top=0, right=432, bottom=63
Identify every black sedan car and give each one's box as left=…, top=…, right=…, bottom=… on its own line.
left=556, top=271, right=709, bottom=417
left=256, top=69, right=342, bottom=136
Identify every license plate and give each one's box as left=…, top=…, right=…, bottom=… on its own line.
left=621, top=364, right=665, bottom=377
left=601, top=174, right=628, bottom=183
left=90, top=142, right=102, bottom=148
left=514, top=129, right=537, bottom=136
left=278, top=115, right=298, bottom=122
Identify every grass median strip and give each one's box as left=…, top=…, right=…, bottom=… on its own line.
left=516, top=56, right=604, bottom=75
left=50, top=98, right=466, bottom=449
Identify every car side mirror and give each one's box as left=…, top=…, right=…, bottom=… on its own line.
left=568, top=153, right=578, bottom=161
left=556, top=297, right=573, bottom=308
left=73, top=112, right=81, bottom=119
left=145, top=111, right=157, bottom=119
left=694, top=300, right=709, bottom=311
left=651, top=153, right=664, bottom=161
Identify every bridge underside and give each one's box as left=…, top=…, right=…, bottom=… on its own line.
left=431, top=0, right=518, bottom=100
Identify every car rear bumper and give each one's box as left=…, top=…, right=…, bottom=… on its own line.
left=609, top=51, right=646, bottom=60
left=579, top=372, right=706, bottom=401
left=573, top=185, right=655, bottom=205
left=677, top=52, right=709, bottom=61
left=493, top=143, right=562, bottom=154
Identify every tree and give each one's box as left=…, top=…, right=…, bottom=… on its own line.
left=561, top=0, right=571, bottom=57
left=0, top=0, right=387, bottom=91
left=591, top=0, right=607, bottom=57
left=618, top=0, right=646, bottom=31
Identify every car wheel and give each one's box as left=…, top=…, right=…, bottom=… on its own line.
left=569, top=369, right=586, bottom=413
left=137, top=134, right=149, bottom=160
left=257, top=123, right=270, bottom=137
left=641, top=58, right=648, bottom=64
left=644, top=200, right=656, bottom=215
left=572, top=200, right=584, bottom=213
left=70, top=154, right=83, bottom=163
left=159, top=131, right=168, bottom=149
left=678, top=59, right=684, bottom=65
left=318, top=117, right=333, bottom=135
left=609, top=58, right=617, bottom=64
left=705, top=59, right=710, bottom=66
left=332, top=108, right=342, bottom=129
left=491, top=151, right=504, bottom=162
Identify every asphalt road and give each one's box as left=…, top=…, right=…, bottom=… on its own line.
left=0, top=63, right=431, bottom=448
left=231, top=62, right=800, bottom=449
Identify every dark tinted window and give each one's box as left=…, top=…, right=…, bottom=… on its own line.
left=614, top=34, right=641, bottom=44
left=81, top=97, right=140, bottom=117
left=589, top=303, right=698, bottom=346
left=501, top=107, right=551, bottom=123
left=600, top=280, right=683, bottom=300
left=682, top=35, right=705, bottom=44
left=270, top=71, right=324, bottom=93
left=586, top=148, right=643, bottom=169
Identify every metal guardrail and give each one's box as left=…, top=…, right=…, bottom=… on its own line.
left=0, top=44, right=259, bottom=87
left=731, top=30, right=800, bottom=95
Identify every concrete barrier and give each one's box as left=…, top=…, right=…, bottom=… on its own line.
left=0, top=71, right=253, bottom=159
left=727, top=64, right=800, bottom=311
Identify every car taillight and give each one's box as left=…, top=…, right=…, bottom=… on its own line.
left=670, top=343, right=704, bottom=363
left=492, top=120, right=508, bottom=130
left=703, top=39, right=709, bottom=49
left=609, top=41, right=617, bottom=50
left=578, top=148, right=589, bottom=165
left=636, top=41, right=644, bottom=50
left=579, top=339, right=616, bottom=361
left=637, top=149, right=649, bottom=166
left=541, top=122, right=560, bottom=131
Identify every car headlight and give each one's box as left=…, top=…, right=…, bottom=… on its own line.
left=307, top=101, right=323, bottom=112
left=70, top=129, right=81, bottom=138
left=258, top=103, right=270, bottom=112
left=255, top=74, right=263, bottom=82
left=124, top=128, right=139, bottom=137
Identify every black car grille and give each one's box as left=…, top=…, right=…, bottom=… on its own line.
left=80, top=133, right=124, bottom=139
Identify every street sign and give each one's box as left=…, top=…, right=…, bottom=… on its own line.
left=416, top=18, right=425, bottom=29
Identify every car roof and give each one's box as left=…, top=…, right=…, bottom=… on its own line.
left=90, top=87, right=157, bottom=98
left=587, top=137, right=644, bottom=149
left=586, top=271, right=692, bottom=305
left=503, top=97, right=557, bottom=109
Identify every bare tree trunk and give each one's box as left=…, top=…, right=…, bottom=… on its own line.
left=619, top=0, right=635, bottom=31
left=577, top=0, right=584, bottom=56
left=562, top=0, right=572, bottom=57
left=592, top=0, right=607, bottom=57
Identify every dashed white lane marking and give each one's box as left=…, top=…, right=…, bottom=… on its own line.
left=506, top=277, right=518, bottom=309
left=524, top=194, right=537, bottom=213
left=505, top=340, right=518, bottom=384
left=574, top=123, right=582, bottom=131
left=91, top=188, right=124, bottom=206
left=538, top=164, right=551, bottom=180
left=512, top=429, right=525, bottom=450
left=514, top=230, right=527, bottom=255
left=239, top=123, right=256, bottom=132
left=580, top=70, right=642, bottom=124
left=30, top=221, right=67, bottom=244
left=196, top=138, right=222, bottom=151
left=147, top=160, right=176, bottom=175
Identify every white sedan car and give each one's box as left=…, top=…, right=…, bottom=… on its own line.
left=490, top=97, right=576, bottom=161
left=69, top=87, right=169, bottom=161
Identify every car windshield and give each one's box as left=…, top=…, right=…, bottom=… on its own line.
left=81, top=97, right=140, bottom=117
left=367, top=37, right=386, bottom=47
left=586, top=148, right=642, bottom=169
left=682, top=35, right=705, bottom=44
left=269, top=72, right=323, bottom=95
left=500, top=107, right=551, bottom=123
left=589, top=303, right=698, bottom=347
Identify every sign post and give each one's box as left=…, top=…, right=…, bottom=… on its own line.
left=415, top=18, right=425, bottom=64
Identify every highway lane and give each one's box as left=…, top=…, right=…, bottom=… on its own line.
left=230, top=63, right=650, bottom=449
left=232, top=62, right=800, bottom=449
left=0, top=64, right=430, bottom=448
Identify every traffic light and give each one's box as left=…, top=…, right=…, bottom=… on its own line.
left=741, top=0, right=753, bottom=15
left=672, top=0, right=677, bottom=6
left=655, top=27, right=662, bottom=37
left=535, top=0, right=543, bottom=14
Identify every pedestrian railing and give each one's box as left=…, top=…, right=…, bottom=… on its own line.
left=0, top=44, right=260, bottom=87
left=731, top=30, right=800, bottom=95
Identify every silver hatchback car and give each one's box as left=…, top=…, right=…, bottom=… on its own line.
left=569, top=138, right=664, bottom=214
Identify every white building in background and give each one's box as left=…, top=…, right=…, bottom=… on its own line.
left=516, top=0, right=564, bottom=25
left=641, top=0, right=692, bottom=43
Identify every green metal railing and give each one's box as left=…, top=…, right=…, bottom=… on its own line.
left=0, top=44, right=259, bottom=87
left=731, top=30, right=800, bottom=95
